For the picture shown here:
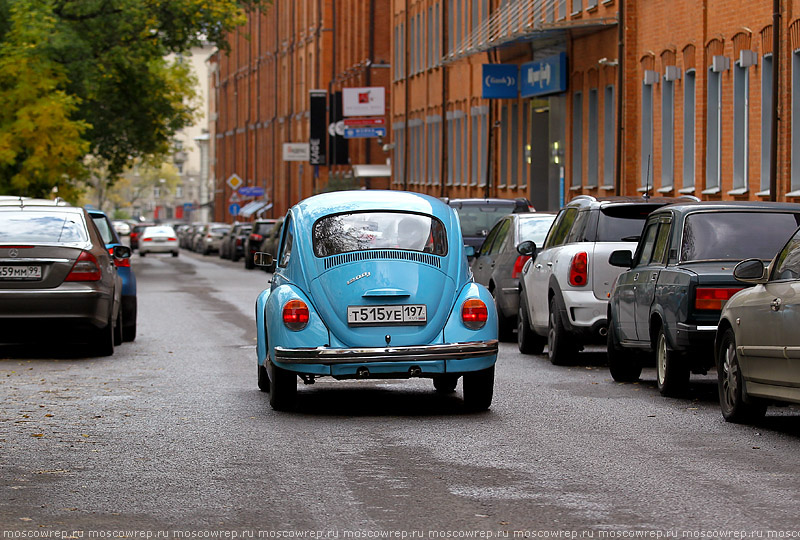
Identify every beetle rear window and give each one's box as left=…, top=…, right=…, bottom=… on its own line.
left=681, top=211, right=800, bottom=262
left=313, top=212, right=447, bottom=257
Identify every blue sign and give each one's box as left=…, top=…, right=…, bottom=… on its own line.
left=344, top=127, right=387, bottom=139
left=183, top=202, right=194, bottom=211
left=228, top=203, right=240, bottom=216
left=520, top=52, right=568, bottom=98
left=482, top=64, right=519, bottom=99
left=239, top=186, right=266, bottom=197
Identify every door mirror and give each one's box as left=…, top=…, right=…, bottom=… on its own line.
left=733, top=258, right=768, bottom=284
left=113, top=245, right=132, bottom=259
left=254, top=252, right=274, bottom=268
left=609, top=250, right=633, bottom=268
left=516, top=240, right=537, bottom=257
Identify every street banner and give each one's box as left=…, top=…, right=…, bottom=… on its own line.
left=309, top=90, right=327, bottom=165
left=482, top=64, right=519, bottom=99
left=329, top=91, right=349, bottom=165
left=342, top=87, right=385, bottom=117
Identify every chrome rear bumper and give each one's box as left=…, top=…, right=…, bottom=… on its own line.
left=274, top=339, right=498, bottom=364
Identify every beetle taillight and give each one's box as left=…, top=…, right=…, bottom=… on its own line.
left=512, top=255, right=530, bottom=279
left=569, top=251, right=588, bottom=287
left=461, top=299, right=488, bottom=330
left=694, top=287, right=743, bottom=311
left=283, top=300, right=309, bottom=330
left=65, top=251, right=102, bottom=281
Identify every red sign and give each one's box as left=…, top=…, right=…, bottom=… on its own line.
left=344, top=117, right=386, bottom=127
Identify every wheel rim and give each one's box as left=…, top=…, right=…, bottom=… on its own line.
left=656, top=332, right=667, bottom=385
left=721, top=341, right=739, bottom=413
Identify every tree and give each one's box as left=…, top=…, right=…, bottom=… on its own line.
left=0, top=0, right=269, bottom=199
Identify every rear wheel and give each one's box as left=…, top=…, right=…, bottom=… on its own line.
left=269, top=364, right=297, bottom=411
left=433, top=374, right=458, bottom=393
left=91, top=316, right=114, bottom=357
left=122, top=297, right=137, bottom=342
left=462, top=366, right=494, bottom=411
left=258, top=363, right=270, bottom=392
left=655, top=326, right=689, bottom=396
left=518, top=294, right=545, bottom=355
left=113, top=309, right=123, bottom=346
left=607, top=316, right=642, bottom=382
left=245, top=253, right=254, bottom=269
left=548, top=298, right=576, bottom=366
left=172, top=251, right=179, bottom=257
left=717, top=328, right=767, bottom=423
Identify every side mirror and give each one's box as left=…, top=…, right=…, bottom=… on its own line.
left=254, top=252, right=274, bottom=268
left=516, top=240, right=537, bottom=257
left=609, top=250, right=633, bottom=268
left=464, top=245, right=475, bottom=258
left=113, top=245, right=132, bottom=259
left=733, top=258, right=768, bottom=284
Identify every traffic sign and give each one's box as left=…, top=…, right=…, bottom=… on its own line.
left=344, top=117, right=386, bottom=127
left=229, top=191, right=242, bottom=203
left=226, top=173, right=243, bottom=190
left=239, top=186, right=266, bottom=197
left=228, top=203, right=240, bottom=216
left=344, top=127, right=386, bottom=139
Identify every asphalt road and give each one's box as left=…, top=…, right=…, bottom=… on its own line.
left=2, top=248, right=800, bottom=535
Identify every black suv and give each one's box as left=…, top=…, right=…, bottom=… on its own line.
left=446, top=198, right=533, bottom=252
left=243, top=219, right=278, bottom=269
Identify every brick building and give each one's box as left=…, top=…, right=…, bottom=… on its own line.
left=208, top=1, right=392, bottom=222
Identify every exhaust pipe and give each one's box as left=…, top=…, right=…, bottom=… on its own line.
left=409, top=366, right=422, bottom=377
left=599, top=326, right=608, bottom=337
left=356, top=367, right=370, bottom=379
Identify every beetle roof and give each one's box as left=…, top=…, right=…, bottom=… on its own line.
left=293, top=190, right=453, bottom=224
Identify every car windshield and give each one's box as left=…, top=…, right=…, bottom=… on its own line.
left=254, top=222, right=274, bottom=235
left=313, top=211, right=447, bottom=257
left=211, top=227, right=229, bottom=234
left=596, top=205, right=661, bottom=242
left=518, top=216, right=556, bottom=245
left=454, top=204, right=516, bottom=237
left=0, top=211, right=88, bottom=243
left=681, top=211, right=800, bottom=262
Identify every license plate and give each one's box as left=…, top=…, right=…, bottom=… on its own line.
left=0, top=265, right=42, bottom=280
left=347, top=304, right=427, bottom=326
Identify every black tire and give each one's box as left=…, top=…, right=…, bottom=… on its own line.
left=231, top=251, right=239, bottom=262
left=433, top=374, right=458, bottom=393
left=172, top=251, right=179, bottom=257
left=139, top=251, right=146, bottom=257
left=607, top=316, right=642, bottom=382
left=547, top=297, right=575, bottom=366
left=462, top=365, right=495, bottom=411
left=113, top=308, right=123, bottom=346
left=269, top=364, right=297, bottom=411
left=518, top=294, right=545, bottom=355
left=258, top=363, right=270, bottom=392
left=717, top=328, right=767, bottom=423
left=244, top=252, right=255, bottom=270
left=489, top=287, right=514, bottom=342
left=91, top=317, right=114, bottom=357
left=122, top=296, right=137, bottom=342
left=655, top=325, right=689, bottom=396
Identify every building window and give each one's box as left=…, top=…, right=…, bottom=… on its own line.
left=587, top=88, right=598, bottom=188
left=706, top=68, right=722, bottom=192
left=456, top=0, right=462, bottom=50
left=572, top=0, right=582, bottom=14
left=683, top=70, right=696, bottom=190
left=409, top=17, right=416, bottom=75
left=661, top=77, right=675, bottom=191
left=434, top=3, right=440, bottom=66
left=448, top=0, right=454, bottom=53
left=572, top=91, right=583, bottom=188
left=428, top=7, right=434, bottom=70
left=433, top=120, right=441, bottom=185
left=393, top=123, right=405, bottom=185
left=588, top=0, right=598, bottom=7
left=641, top=82, right=653, bottom=189
left=455, top=115, right=463, bottom=185
left=500, top=104, right=508, bottom=188
left=471, top=113, right=479, bottom=185
left=480, top=109, right=488, bottom=187
left=732, top=61, right=749, bottom=193
left=603, top=85, right=615, bottom=188
left=153, top=186, right=160, bottom=199
left=761, top=54, right=773, bottom=194
left=417, top=13, right=422, bottom=74
left=447, top=115, right=454, bottom=186
left=558, top=0, right=567, bottom=20
left=427, top=122, right=434, bottom=185
left=176, top=186, right=183, bottom=198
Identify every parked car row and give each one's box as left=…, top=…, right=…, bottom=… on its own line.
left=487, top=194, right=800, bottom=425
left=0, top=198, right=137, bottom=356
left=174, top=222, right=231, bottom=255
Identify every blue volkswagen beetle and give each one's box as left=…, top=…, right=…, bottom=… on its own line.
left=254, top=190, right=499, bottom=411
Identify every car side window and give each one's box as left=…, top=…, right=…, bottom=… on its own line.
left=649, top=219, right=672, bottom=265
left=771, top=229, right=800, bottom=281
left=278, top=217, right=293, bottom=268
left=565, top=210, right=591, bottom=244
left=488, top=219, right=511, bottom=256
left=544, top=208, right=578, bottom=249
left=633, top=222, right=659, bottom=267
left=478, top=220, right=503, bottom=256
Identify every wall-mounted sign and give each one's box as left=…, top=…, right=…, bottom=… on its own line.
left=238, top=186, right=265, bottom=197
left=344, top=117, right=386, bottom=127
left=520, top=52, right=568, bottom=98
left=344, top=127, right=387, bottom=139
left=309, top=90, right=327, bottom=165
left=342, top=87, right=385, bottom=117
left=482, top=64, right=519, bottom=99
left=283, top=143, right=309, bottom=162
left=226, top=173, right=243, bottom=190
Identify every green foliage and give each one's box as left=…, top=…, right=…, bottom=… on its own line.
left=0, top=0, right=270, bottom=197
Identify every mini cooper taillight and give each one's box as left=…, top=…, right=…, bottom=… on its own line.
left=461, top=299, right=488, bottom=330
left=66, top=251, right=102, bottom=281
left=282, top=299, right=309, bottom=330
left=569, top=251, right=588, bottom=287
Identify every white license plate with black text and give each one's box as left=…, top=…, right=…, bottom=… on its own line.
left=0, top=265, right=42, bottom=280
left=347, top=304, right=427, bottom=326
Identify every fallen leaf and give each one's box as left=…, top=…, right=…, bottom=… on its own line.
left=31, top=434, right=44, bottom=438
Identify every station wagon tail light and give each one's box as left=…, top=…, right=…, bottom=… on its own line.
left=569, top=252, right=588, bottom=287
left=462, top=299, right=488, bottom=330
left=66, top=251, right=102, bottom=281
left=512, top=255, right=530, bottom=279
left=283, top=299, right=309, bottom=331
left=108, top=248, right=130, bottom=268
left=695, top=287, right=744, bottom=311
